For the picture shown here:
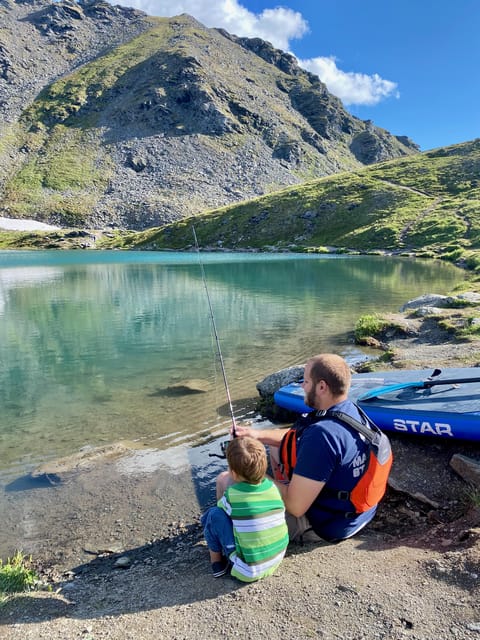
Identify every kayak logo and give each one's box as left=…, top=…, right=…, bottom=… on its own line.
left=393, top=418, right=453, bottom=437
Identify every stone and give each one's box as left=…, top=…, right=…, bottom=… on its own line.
left=388, top=477, right=440, bottom=508
left=413, top=306, right=446, bottom=317
left=256, top=365, right=304, bottom=397
left=400, top=294, right=450, bottom=312
left=113, top=556, right=132, bottom=569
left=30, top=442, right=134, bottom=477
left=166, top=379, right=211, bottom=394
left=0, top=3, right=418, bottom=232
left=456, top=292, right=480, bottom=304
left=449, top=454, right=480, bottom=488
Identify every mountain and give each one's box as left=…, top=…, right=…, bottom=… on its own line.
left=0, top=0, right=418, bottom=230
left=111, top=138, right=480, bottom=266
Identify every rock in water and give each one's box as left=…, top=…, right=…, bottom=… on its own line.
left=30, top=441, right=135, bottom=477
left=166, top=379, right=211, bottom=394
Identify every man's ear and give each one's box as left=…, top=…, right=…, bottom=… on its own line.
left=316, top=379, right=327, bottom=393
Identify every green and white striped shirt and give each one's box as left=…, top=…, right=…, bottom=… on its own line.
left=219, top=477, right=289, bottom=582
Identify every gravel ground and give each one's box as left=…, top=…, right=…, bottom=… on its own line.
left=1, top=514, right=479, bottom=640
left=1, top=304, right=480, bottom=639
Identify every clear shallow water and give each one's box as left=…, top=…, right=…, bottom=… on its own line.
left=0, top=250, right=463, bottom=481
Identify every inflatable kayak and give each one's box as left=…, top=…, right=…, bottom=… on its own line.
left=273, top=367, right=480, bottom=441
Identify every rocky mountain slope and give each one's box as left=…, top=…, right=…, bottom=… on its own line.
left=0, top=0, right=418, bottom=230
left=103, top=138, right=479, bottom=268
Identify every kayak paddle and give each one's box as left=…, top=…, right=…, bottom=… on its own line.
left=358, top=368, right=480, bottom=401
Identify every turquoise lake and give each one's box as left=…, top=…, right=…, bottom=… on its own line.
left=0, top=250, right=463, bottom=482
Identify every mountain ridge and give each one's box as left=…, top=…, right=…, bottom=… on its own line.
left=0, top=0, right=418, bottom=230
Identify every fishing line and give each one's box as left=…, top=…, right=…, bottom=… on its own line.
left=192, top=225, right=237, bottom=442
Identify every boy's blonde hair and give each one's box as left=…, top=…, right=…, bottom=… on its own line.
left=226, top=436, right=267, bottom=484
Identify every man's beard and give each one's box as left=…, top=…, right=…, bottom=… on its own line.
left=305, top=388, right=316, bottom=408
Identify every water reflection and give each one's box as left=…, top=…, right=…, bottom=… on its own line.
left=0, top=251, right=463, bottom=480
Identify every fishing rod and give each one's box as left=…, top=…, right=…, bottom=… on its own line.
left=192, top=225, right=237, bottom=454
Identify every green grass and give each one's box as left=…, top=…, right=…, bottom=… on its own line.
left=0, top=20, right=180, bottom=222
left=466, top=486, right=480, bottom=508
left=0, top=551, right=39, bottom=602
left=2, top=125, right=111, bottom=222
left=22, top=19, right=175, bottom=129
left=458, top=316, right=480, bottom=337
left=354, top=314, right=389, bottom=343
left=2, top=50, right=480, bottom=264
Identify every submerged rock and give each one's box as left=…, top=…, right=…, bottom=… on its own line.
left=166, top=379, right=211, bottom=394
left=30, top=441, right=137, bottom=477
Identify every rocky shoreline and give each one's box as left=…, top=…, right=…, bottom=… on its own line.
left=1, top=293, right=480, bottom=639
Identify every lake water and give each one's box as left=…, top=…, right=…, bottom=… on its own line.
left=0, top=250, right=463, bottom=483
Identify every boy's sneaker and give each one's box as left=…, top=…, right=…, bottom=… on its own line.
left=211, top=558, right=229, bottom=578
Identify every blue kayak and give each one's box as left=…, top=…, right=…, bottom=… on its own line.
left=273, top=367, right=480, bottom=441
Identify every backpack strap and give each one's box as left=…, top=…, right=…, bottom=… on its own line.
left=315, top=407, right=389, bottom=510
left=323, top=406, right=383, bottom=444
left=278, top=411, right=324, bottom=480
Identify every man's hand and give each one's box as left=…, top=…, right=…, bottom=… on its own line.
left=232, top=423, right=255, bottom=438
left=232, top=423, right=291, bottom=446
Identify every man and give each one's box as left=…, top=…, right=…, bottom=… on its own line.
left=218, top=354, right=384, bottom=542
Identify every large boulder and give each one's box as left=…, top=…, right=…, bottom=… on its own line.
left=256, top=365, right=304, bottom=397
left=400, top=294, right=451, bottom=312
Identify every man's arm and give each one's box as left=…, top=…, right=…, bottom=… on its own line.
left=275, top=473, right=325, bottom=517
left=233, top=424, right=325, bottom=515
left=233, top=424, right=290, bottom=447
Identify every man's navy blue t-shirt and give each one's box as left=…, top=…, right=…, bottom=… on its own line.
left=293, top=400, right=377, bottom=540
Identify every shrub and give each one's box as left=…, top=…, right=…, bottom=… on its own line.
left=354, top=314, right=388, bottom=342
left=465, top=254, right=480, bottom=271
left=0, top=551, right=39, bottom=599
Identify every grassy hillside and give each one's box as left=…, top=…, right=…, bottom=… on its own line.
left=1, top=20, right=175, bottom=223
left=100, top=139, right=479, bottom=269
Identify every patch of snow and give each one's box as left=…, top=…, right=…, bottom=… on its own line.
left=0, top=217, right=61, bottom=231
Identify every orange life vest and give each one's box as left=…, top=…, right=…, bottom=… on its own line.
left=278, top=407, right=393, bottom=514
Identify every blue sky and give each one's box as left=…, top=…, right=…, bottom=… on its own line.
left=110, top=0, right=479, bottom=151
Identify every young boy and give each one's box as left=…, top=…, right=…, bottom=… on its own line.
left=201, top=436, right=289, bottom=582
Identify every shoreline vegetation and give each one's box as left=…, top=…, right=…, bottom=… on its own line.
left=0, top=215, right=479, bottom=279
left=1, top=221, right=479, bottom=302
left=1, top=4, right=479, bottom=630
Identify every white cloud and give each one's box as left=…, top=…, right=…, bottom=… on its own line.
left=109, top=1, right=398, bottom=106
left=299, top=56, right=399, bottom=106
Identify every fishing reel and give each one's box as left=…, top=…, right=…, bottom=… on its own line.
left=209, top=439, right=230, bottom=459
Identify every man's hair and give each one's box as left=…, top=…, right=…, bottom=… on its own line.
left=308, top=353, right=351, bottom=397
left=226, top=436, right=267, bottom=484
